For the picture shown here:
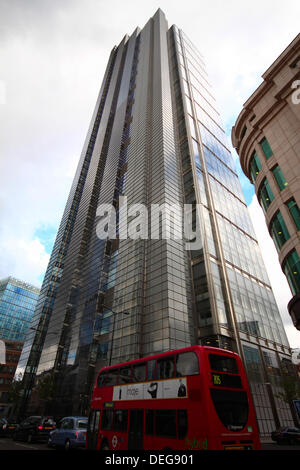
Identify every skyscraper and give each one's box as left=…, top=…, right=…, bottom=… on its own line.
left=0, top=277, right=39, bottom=416
left=232, top=33, right=300, bottom=331
left=16, top=10, right=296, bottom=435
left=0, top=277, right=39, bottom=342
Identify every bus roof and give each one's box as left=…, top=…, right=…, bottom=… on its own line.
left=97, top=345, right=239, bottom=375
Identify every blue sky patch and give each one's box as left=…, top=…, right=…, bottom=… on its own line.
left=235, top=158, right=255, bottom=206
left=34, top=225, right=57, bottom=255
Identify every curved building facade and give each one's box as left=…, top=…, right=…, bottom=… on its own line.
left=232, top=34, right=300, bottom=330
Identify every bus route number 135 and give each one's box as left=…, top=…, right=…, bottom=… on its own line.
left=212, top=374, right=222, bottom=386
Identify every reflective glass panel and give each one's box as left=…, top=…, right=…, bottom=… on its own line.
left=270, top=211, right=290, bottom=251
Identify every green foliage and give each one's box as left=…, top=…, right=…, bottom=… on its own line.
left=275, top=374, right=300, bottom=404
left=7, top=373, right=23, bottom=405
left=36, top=374, right=56, bottom=402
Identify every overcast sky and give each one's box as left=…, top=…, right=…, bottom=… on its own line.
left=0, top=0, right=299, bottom=348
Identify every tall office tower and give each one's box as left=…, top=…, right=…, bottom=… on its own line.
left=16, top=10, right=296, bottom=434
left=0, top=277, right=39, bottom=416
left=0, top=277, right=39, bottom=342
left=232, top=34, right=300, bottom=331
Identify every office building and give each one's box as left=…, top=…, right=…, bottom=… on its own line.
left=0, top=277, right=39, bottom=342
left=16, top=10, right=297, bottom=436
left=232, top=34, right=300, bottom=331
left=0, top=277, right=39, bottom=416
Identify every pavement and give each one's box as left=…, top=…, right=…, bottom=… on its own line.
left=260, top=437, right=273, bottom=443
left=260, top=437, right=300, bottom=451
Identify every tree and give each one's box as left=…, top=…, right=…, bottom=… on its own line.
left=276, top=374, right=300, bottom=404
left=7, top=373, right=23, bottom=414
left=35, top=373, right=56, bottom=415
left=275, top=372, right=300, bottom=426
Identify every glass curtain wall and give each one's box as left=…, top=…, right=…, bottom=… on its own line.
left=171, top=25, right=293, bottom=436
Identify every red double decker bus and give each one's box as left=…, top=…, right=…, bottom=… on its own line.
left=87, top=345, right=260, bottom=450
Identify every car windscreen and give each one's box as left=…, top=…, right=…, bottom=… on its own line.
left=42, top=418, right=56, bottom=425
left=7, top=418, right=18, bottom=424
left=30, top=417, right=42, bottom=424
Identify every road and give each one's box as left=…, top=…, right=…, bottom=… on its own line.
left=0, top=437, right=54, bottom=451
left=0, top=437, right=299, bottom=452
left=260, top=440, right=300, bottom=451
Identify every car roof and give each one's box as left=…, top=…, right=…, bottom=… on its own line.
left=277, top=426, right=300, bottom=430
left=61, top=416, right=88, bottom=419
left=26, top=416, right=55, bottom=421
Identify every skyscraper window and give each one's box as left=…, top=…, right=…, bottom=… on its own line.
left=283, top=250, right=300, bottom=295
left=286, top=199, right=300, bottom=230
left=260, top=137, right=273, bottom=159
left=249, top=151, right=262, bottom=182
left=270, top=211, right=290, bottom=251
left=258, top=178, right=274, bottom=213
left=272, top=165, right=288, bottom=190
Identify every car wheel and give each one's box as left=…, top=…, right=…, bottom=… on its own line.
left=64, top=439, right=71, bottom=451
left=47, top=437, right=53, bottom=448
left=27, top=433, right=34, bottom=444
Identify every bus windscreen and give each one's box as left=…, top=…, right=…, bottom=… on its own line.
left=209, top=353, right=239, bottom=373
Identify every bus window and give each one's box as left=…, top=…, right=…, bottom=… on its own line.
left=157, top=356, right=175, bottom=379
left=147, top=360, right=156, bottom=380
left=88, top=410, right=100, bottom=433
left=87, top=410, right=101, bottom=450
left=145, top=409, right=154, bottom=435
left=106, top=368, right=119, bottom=386
left=209, top=354, right=238, bottom=373
left=97, top=372, right=104, bottom=387
left=132, top=362, right=146, bottom=382
left=101, top=409, right=113, bottom=430
left=178, top=410, right=188, bottom=439
left=176, top=352, right=199, bottom=376
left=119, top=366, right=132, bottom=384
left=97, top=368, right=119, bottom=387
left=114, top=410, right=128, bottom=432
left=156, top=410, right=177, bottom=438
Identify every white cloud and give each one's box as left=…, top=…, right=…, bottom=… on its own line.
left=0, top=237, right=49, bottom=287
left=248, top=196, right=300, bottom=348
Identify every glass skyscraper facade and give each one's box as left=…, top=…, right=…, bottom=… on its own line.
left=0, top=277, right=39, bottom=342
left=0, top=277, right=39, bottom=416
left=16, top=10, right=296, bottom=436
